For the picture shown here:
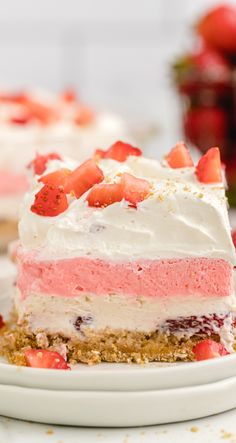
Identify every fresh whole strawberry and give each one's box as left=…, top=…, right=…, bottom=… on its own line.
left=197, top=5, right=236, bottom=55
left=24, top=349, right=70, bottom=370
left=173, top=47, right=231, bottom=90
left=192, top=339, right=229, bottom=361
left=166, top=141, right=194, bottom=168
left=64, top=159, right=104, bottom=198
left=95, top=141, right=142, bottom=162
left=31, top=184, right=68, bottom=217
left=29, top=152, right=62, bottom=175
left=184, top=107, right=228, bottom=156
left=196, top=147, right=222, bottom=183
left=39, top=168, right=71, bottom=187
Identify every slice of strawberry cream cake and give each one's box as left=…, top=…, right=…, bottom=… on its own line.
left=1, top=141, right=235, bottom=367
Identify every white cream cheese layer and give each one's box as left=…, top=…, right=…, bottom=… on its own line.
left=14, top=290, right=236, bottom=350
left=18, top=155, right=236, bottom=264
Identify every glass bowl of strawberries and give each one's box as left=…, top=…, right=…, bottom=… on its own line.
left=173, top=4, right=236, bottom=205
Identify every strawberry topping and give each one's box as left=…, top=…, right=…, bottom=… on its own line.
left=29, top=153, right=62, bottom=176
left=166, top=141, right=194, bottom=168
left=121, top=173, right=150, bottom=206
left=87, top=183, right=124, bottom=207
left=31, top=184, right=68, bottom=217
left=196, top=147, right=222, bottom=183
left=39, top=168, right=71, bottom=187
left=95, top=141, right=142, bottom=162
left=62, top=88, right=77, bottom=103
left=74, top=106, right=95, bottom=125
left=24, top=349, right=70, bottom=370
left=9, top=113, right=32, bottom=125
left=87, top=173, right=150, bottom=208
left=64, top=159, right=104, bottom=199
left=192, top=339, right=229, bottom=361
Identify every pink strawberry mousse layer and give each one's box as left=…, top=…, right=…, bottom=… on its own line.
left=0, top=170, right=28, bottom=196
left=17, top=253, right=233, bottom=299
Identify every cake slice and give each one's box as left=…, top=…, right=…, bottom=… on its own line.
left=1, top=141, right=236, bottom=366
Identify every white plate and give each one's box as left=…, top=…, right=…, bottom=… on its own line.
left=1, top=376, right=236, bottom=427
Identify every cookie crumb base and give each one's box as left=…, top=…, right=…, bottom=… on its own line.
left=0, top=322, right=224, bottom=366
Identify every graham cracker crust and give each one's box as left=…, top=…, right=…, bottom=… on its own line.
left=0, top=321, right=221, bottom=366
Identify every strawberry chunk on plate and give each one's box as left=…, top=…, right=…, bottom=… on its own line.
left=166, top=141, right=194, bottom=168
left=95, top=141, right=142, bottom=162
left=39, top=168, right=71, bottom=187
left=196, top=147, right=222, bottom=183
left=64, top=159, right=104, bottom=199
left=121, top=173, right=150, bottom=206
left=29, top=152, right=62, bottom=176
left=192, top=339, right=229, bottom=361
left=87, top=183, right=124, bottom=207
left=24, top=349, right=70, bottom=370
left=31, top=184, right=68, bottom=217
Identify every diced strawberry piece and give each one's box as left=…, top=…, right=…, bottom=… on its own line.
left=196, top=147, right=222, bottom=183
left=24, top=349, right=70, bottom=370
left=192, top=339, right=229, bottom=361
left=31, top=185, right=68, bottom=217
left=74, top=106, right=95, bottom=125
left=39, top=168, right=71, bottom=187
left=166, top=142, right=194, bottom=168
left=64, top=159, right=104, bottom=199
left=9, top=113, right=32, bottom=125
left=26, top=100, right=59, bottom=125
left=29, top=153, right=62, bottom=176
left=87, top=183, right=124, bottom=207
left=0, top=315, right=5, bottom=329
left=121, top=173, right=150, bottom=206
left=94, top=149, right=107, bottom=159
left=62, top=88, right=77, bottom=103
left=103, top=141, right=142, bottom=162
left=232, top=230, right=236, bottom=249
left=0, top=92, right=28, bottom=104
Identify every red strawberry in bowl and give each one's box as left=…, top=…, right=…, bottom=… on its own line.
left=24, top=349, right=70, bottom=370
left=29, top=152, right=62, bottom=176
left=192, top=339, right=229, bottom=361
left=196, top=147, right=222, bottom=184
left=197, top=5, right=236, bottom=55
left=31, top=185, right=68, bottom=217
left=166, top=141, right=194, bottom=168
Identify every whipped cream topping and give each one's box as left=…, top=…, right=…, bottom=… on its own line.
left=19, top=155, right=236, bottom=264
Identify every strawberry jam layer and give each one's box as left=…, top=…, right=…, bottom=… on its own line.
left=17, top=254, right=233, bottom=299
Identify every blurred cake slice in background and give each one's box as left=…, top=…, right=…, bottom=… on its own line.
left=0, top=88, right=131, bottom=249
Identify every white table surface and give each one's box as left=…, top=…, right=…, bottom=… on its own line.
left=1, top=410, right=236, bottom=442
